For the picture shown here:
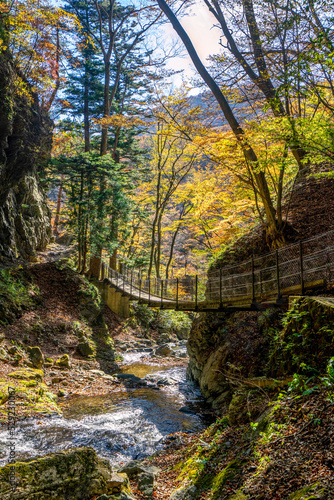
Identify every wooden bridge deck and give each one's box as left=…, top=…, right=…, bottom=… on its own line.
left=103, top=276, right=326, bottom=312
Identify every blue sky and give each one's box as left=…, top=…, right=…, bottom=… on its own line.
left=163, top=0, right=222, bottom=87
left=53, top=0, right=222, bottom=90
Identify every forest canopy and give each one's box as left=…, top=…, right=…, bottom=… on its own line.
left=1, top=0, right=333, bottom=277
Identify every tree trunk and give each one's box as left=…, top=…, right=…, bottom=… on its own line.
left=77, top=169, right=84, bottom=272
left=109, top=249, right=117, bottom=271
left=100, top=60, right=110, bottom=156
left=148, top=168, right=162, bottom=277
left=157, top=0, right=283, bottom=246
left=88, top=256, right=101, bottom=279
left=206, top=0, right=308, bottom=169
left=84, top=59, right=90, bottom=153
left=155, top=211, right=163, bottom=279
left=53, top=174, right=64, bottom=236
left=80, top=214, right=89, bottom=274
left=165, top=224, right=181, bottom=279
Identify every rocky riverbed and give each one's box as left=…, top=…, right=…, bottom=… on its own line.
left=0, top=260, right=211, bottom=499
left=0, top=335, right=212, bottom=499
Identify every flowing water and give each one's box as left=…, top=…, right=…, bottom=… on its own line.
left=0, top=350, right=207, bottom=466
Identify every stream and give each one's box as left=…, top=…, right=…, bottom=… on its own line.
left=0, top=349, right=207, bottom=466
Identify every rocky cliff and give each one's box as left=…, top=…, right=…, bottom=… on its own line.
left=0, top=51, right=52, bottom=262
left=186, top=309, right=273, bottom=411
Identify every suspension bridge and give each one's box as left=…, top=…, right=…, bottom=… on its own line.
left=93, top=229, right=334, bottom=317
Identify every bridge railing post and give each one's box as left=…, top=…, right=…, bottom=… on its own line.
left=299, top=240, right=305, bottom=295
left=130, top=271, right=133, bottom=298
left=195, top=275, right=198, bottom=310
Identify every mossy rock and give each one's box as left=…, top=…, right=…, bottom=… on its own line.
left=227, top=491, right=248, bottom=500
left=170, top=484, right=198, bottom=499
left=78, top=337, right=95, bottom=357
left=228, top=392, right=248, bottom=425
left=0, top=372, right=60, bottom=422
left=55, top=354, right=71, bottom=369
left=211, top=460, right=245, bottom=499
left=287, top=482, right=326, bottom=499
left=8, top=368, right=43, bottom=381
left=269, top=297, right=334, bottom=377
left=0, top=347, right=8, bottom=361
left=20, top=380, right=39, bottom=387
left=44, top=357, right=53, bottom=367
left=28, top=346, right=44, bottom=368
left=0, top=447, right=121, bottom=499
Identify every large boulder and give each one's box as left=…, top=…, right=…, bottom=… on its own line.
left=118, top=460, right=160, bottom=478
left=155, top=344, right=172, bottom=357
left=55, top=354, right=71, bottom=369
left=175, top=327, right=189, bottom=340
left=28, top=346, right=44, bottom=368
left=0, top=447, right=133, bottom=500
left=157, top=332, right=172, bottom=344
left=169, top=484, right=198, bottom=500
left=186, top=311, right=269, bottom=408
left=78, top=337, right=95, bottom=357
left=138, top=472, right=154, bottom=498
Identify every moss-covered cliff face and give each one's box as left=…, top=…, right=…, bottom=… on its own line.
left=187, top=297, right=334, bottom=411
left=186, top=310, right=274, bottom=410
left=0, top=51, right=52, bottom=262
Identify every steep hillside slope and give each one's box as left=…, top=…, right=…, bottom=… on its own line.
left=211, top=167, right=334, bottom=270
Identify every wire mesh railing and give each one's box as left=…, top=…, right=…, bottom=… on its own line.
left=99, top=229, right=334, bottom=308
left=101, top=262, right=203, bottom=305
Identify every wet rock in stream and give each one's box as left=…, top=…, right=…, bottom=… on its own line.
left=0, top=447, right=135, bottom=500
left=155, top=343, right=173, bottom=357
